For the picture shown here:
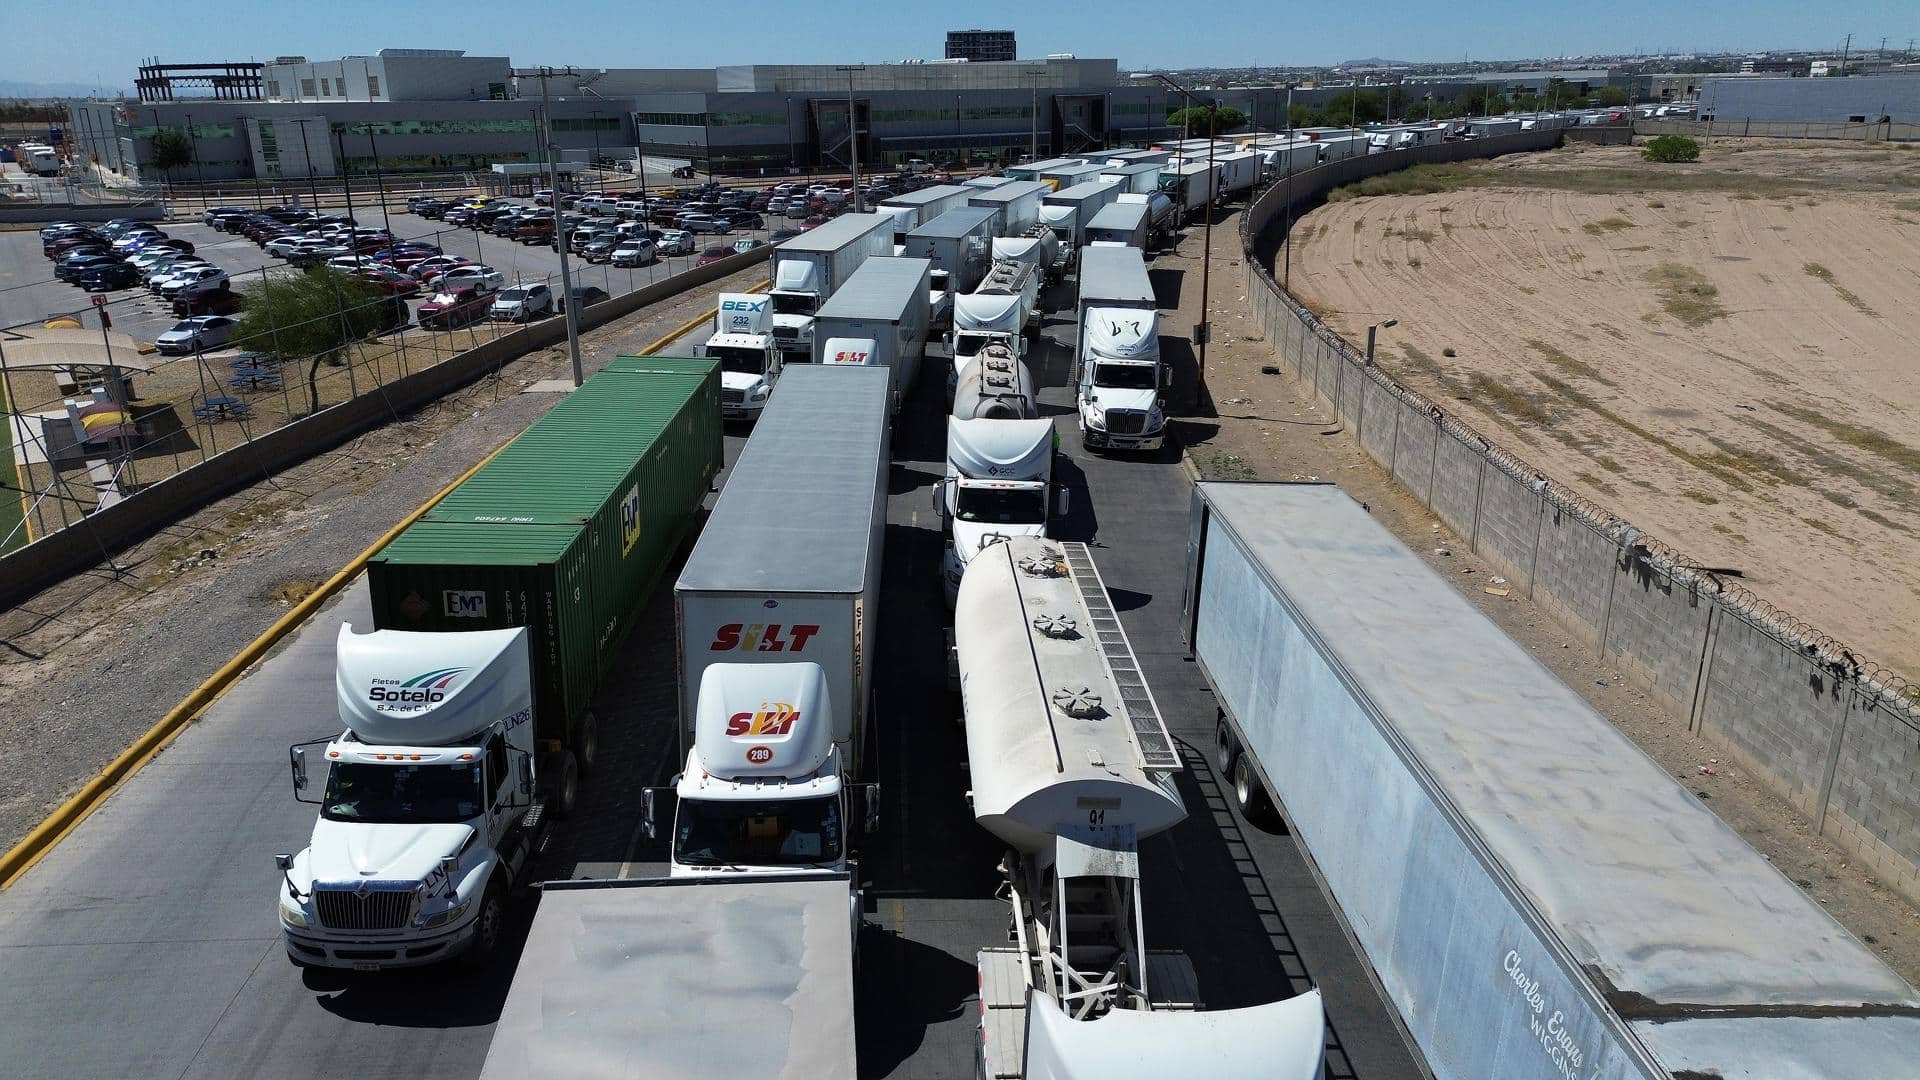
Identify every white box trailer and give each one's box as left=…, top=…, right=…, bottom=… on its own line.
left=1246, top=138, right=1321, bottom=178
left=964, top=174, right=1016, bottom=189
left=906, top=205, right=997, bottom=298
left=1160, top=160, right=1219, bottom=213
left=1211, top=150, right=1262, bottom=197
left=878, top=183, right=974, bottom=240
left=1082, top=200, right=1150, bottom=249
left=1039, top=179, right=1122, bottom=250
left=769, top=211, right=895, bottom=359
left=1182, top=482, right=1920, bottom=1080
left=1038, top=160, right=1107, bottom=191
left=1310, top=133, right=1369, bottom=161
left=811, top=256, right=932, bottom=409
left=676, top=364, right=889, bottom=777
left=1005, top=156, right=1083, bottom=183
left=969, top=180, right=1050, bottom=236
left=1466, top=116, right=1524, bottom=137
left=1098, top=161, right=1163, bottom=194
left=479, top=873, right=857, bottom=1080
left=1104, top=148, right=1170, bottom=167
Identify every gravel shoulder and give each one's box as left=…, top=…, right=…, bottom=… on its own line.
left=0, top=262, right=764, bottom=850
left=1164, top=203, right=1920, bottom=988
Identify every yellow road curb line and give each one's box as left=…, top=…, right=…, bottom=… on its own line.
left=0, top=278, right=758, bottom=889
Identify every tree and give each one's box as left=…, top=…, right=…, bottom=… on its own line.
left=230, top=268, right=389, bottom=415
left=1594, top=85, right=1631, bottom=107
left=1459, top=87, right=1510, bottom=116
left=1167, top=103, right=1249, bottom=137
left=1321, top=91, right=1385, bottom=126
left=1642, top=135, right=1701, bottom=163
left=149, top=128, right=194, bottom=186
left=1386, top=86, right=1410, bottom=119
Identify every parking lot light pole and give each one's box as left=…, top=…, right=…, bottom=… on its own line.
left=1365, top=318, right=1397, bottom=365
left=835, top=66, right=866, bottom=211
left=362, top=124, right=393, bottom=239
left=287, top=117, right=322, bottom=210
left=1137, top=72, right=1216, bottom=397
left=517, top=65, right=587, bottom=386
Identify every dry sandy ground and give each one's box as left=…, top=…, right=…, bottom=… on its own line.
left=1288, top=140, right=1920, bottom=677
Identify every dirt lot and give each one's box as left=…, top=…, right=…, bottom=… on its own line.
left=1285, top=139, right=1920, bottom=677
left=1165, top=202, right=1920, bottom=988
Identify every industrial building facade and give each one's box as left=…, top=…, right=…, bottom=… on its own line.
left=946, top=30, right=1017, bottom=63
left=1700, top=74, right=1920, bottom=123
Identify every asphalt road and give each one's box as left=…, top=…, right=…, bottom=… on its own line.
left=0, top=204, right=779, bottom=345
left=0, top=254, right=1424, bottom=1079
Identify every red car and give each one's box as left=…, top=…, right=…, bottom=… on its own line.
left=695, top=244, right=731, bottom=267
left=417, top=286, right=492, bottom=329
left=349, top=268, right=422, bottom=297
left=414, top=257, right=474, bottom=285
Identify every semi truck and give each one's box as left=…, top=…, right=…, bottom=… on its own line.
left=1038, top=179, right=1123, bottom=252
left=1116, top=191, right=1177, bottom=239
left=991, top=224, right=1062, bottom=278
left=1158, top=160, right=1220, bottom=215
left=950, top=257, right=1041, bottom=369
left=1210, top=150, right=1262, bottom=199
left=768, top=211, right=894, bottom=363
left=274, top=359, right=722, bottom=971
left=1183, top=482, right=1920, bottom=1080
left=1103, top=148, right=1170, bottom=167
left=1039, top=160, right=1107, bottom=190
left=1246, top=138, right=1321, bottom=179
left=811, top=255, right=932, bottom=414
left=877, top=183, right=973, bottom=241
left=937, top=412, right=1057, bottom=607
left=956, top=537, right=1326, bottom=1080
left=1082, top=200, right=1150, bottom=250
left=703, top=291, right=781, bottom=421
left=905, top=205, right=997, bottom=324
left=1074, top=245, right=1167, bottom=452
left=1005, top=156, right=1083, bottom=185
left=968, top=179, right=1050, bottom=236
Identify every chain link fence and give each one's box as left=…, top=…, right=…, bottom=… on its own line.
left=1636, top=118, right=1920, bottom=143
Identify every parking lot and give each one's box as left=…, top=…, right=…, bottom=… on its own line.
left=3, top=202, right=782, bottom=345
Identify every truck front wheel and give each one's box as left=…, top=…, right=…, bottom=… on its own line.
left=461, top=880, right=507, bottom=969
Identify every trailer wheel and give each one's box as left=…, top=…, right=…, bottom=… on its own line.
left=1233, top=753, right=1277, bottom=827
left=554, top=751, right=580, bottom=820
left=1214, top=717, right=1239, bottom=777
left=575, top=712, right=599, bottom=776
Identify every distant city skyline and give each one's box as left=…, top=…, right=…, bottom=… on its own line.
left=3, top=0, right=1913, bottom=91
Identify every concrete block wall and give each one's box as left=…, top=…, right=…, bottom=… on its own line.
left=1234, top=131, right=1920, bottom=907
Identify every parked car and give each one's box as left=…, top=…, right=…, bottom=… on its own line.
left=173, top=288, right=245, bottom=317
left=201, top=206, right=248, bottom=227
left=155, top=315, right=238, bottom=355
left=610, top=238, right=656, bottom=267
left=729, top=237, right=768, bottom=256
left=679, top=213, right=731, bottom=235
left=768, top=228, right=801, bottom=243
left=556, top=285, right=609, bottom=314
left=489, top=283, right=554, bottom=322
left=79, top=262, right=143, bottom=292
left=516, top=218, right=556, bottom=244
left=55, top=254, right=121, bottom=283
left=417, top=287, right=492, bottom=330
left=440, top=265, right=505, bottom=292
left=695, top=244, right=732, bottom=267
left=349, top=267, right=422, bottom=297
left=161, top=266, right=230, bottom=299
left=656, top=229, right=696, bottom=256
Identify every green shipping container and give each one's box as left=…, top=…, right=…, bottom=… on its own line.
left=367, top=357, right=721, bottom=748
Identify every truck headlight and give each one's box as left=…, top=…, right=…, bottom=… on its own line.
left=1084, top=408, right=1106, bottom=431
left=278, top=897, right=310, bottom=929
left=419, top=900, right=471, bottom=929
left=750, top=383, right=771, bottom=399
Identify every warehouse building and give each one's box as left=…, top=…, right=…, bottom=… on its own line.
left=1700, top=74, right=1920, bottom=123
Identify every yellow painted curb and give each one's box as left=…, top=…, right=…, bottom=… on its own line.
left=0, top=271, right=762, bottom=890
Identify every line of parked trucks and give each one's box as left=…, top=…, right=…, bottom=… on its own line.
left=269, top=129, right=1920, bottom=1079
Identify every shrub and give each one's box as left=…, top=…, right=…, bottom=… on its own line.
left=1642, top=135, right=1701, bottom=163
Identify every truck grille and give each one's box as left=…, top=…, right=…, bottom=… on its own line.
left=772, top=326, right=797, bottom=340
left=315, top=885, right=417, bottom=931
left=1106, top=410, right=1147, bottom=435
left=721, top=389, right=745, bottom=405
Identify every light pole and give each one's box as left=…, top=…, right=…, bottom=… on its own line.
left=835, top=65, right=866, bottom=210
left=589, top=109, right=603, bottom=192
left=362, top=123, right=393, bottom=239
left=1025, top=68, right=1048, bottom=163
left=516, top=65, right=588, bottom=387
left=1284, top=82, right=1296, bottom=292
left=1365, top=319, right=1397, bottom=366
left=1137, top=72, right=1217, bottom=397
left=287, top=116, right=322, bottom=209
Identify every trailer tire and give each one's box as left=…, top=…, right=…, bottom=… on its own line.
left=554, top=751, right=580, bottom=820
left=1214, top=717, right=1239, bottom=777
left=575, top=712, right=599, bottom=776
left=1233, top=753, right=1277, bottom=827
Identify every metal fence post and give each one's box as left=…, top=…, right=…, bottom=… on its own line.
left=1526, top=490, right=1546, bottom=594
left=1469, top=455, right=1487, bottom=551
left=1688, top=603, right=1722, bottom=732
left=1813, top=690, right=1856, bottom=833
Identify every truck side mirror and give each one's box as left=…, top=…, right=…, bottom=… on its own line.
left=641, top=787, right=659, bottom=840
left=289, top=747, right=308, bottom=790
left=439, top=855, right=460, bottom=897
left=1056, top=489, right=1071, bottom=516
left=1161, top=366, right=1174, bottom=389
left=274, top=852, right=295, bottom=872
left=862, top=783, right=881, bottom=834
left=517, top=755, right=534, bottom=797
left=930, top=478, right=946, bottom=514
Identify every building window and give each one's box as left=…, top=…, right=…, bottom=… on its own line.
left=708, top=111, right=787, bottom=127
left=267, top=80, right=280, bottom=98
left=366, top=75, right=380, bottom=98
left=301, top=78, right=316, bottom=98
left=551, top=116, right=623, bottom=133
left=634, top=111, right=706, bottom=127
left=321, top=78, right=331, bottom=96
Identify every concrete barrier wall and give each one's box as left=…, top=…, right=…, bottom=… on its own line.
left=1236, top=134, right=1920, bottom=904
left=0, top=205, right=165, bottom=224
left=0, top=246, right=766, bottom=606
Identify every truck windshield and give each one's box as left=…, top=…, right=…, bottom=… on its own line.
left=321, top=761, right=483, bottom=824
left=1093, top=362, right=1157, bottom=390
left=675, top=795, right=842, bottom=867
left=953, top=332, right=995, bottom=358
left=770, top=293, right=815, bottom=316
left=956, top=486, right=1047, bottom=524
left=710, top=346, right=767, bottom=376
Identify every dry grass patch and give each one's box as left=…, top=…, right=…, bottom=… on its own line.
left=1801, top=262, right=1879, bottom=317
left=1645, top=263, right=1727, bottom=327
left=1525, top=339, right=1619, bottom=387
left=1582, top=217, right=1636, bottom=235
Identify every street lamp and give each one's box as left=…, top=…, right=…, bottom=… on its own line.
left=1365, top=318, right=1398, bottom=366
left=1134, top=72, right=1218, bottom=397
left=835, top=65, right=866, bottom=211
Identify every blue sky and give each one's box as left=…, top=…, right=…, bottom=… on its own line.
left=5, top=0, right=1914, bottom=89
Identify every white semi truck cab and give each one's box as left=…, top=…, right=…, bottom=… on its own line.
left=1077, top=307, right=1169, bottom=452
left=705, top=291, right=782, bottom=421
left=769, top=259, right=822, bottom=361
left=938, top=415, right=1060, bottom=606
left=275, top=625, right=548, bottom=971
left=651, top=661, right=874, bottom=880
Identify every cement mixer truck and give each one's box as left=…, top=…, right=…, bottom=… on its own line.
left=949, top=257, right=1041, bottom=384
left=954, top=537, right=1325, bottom=1080
left=937, top=351, right=1062, bottom=606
